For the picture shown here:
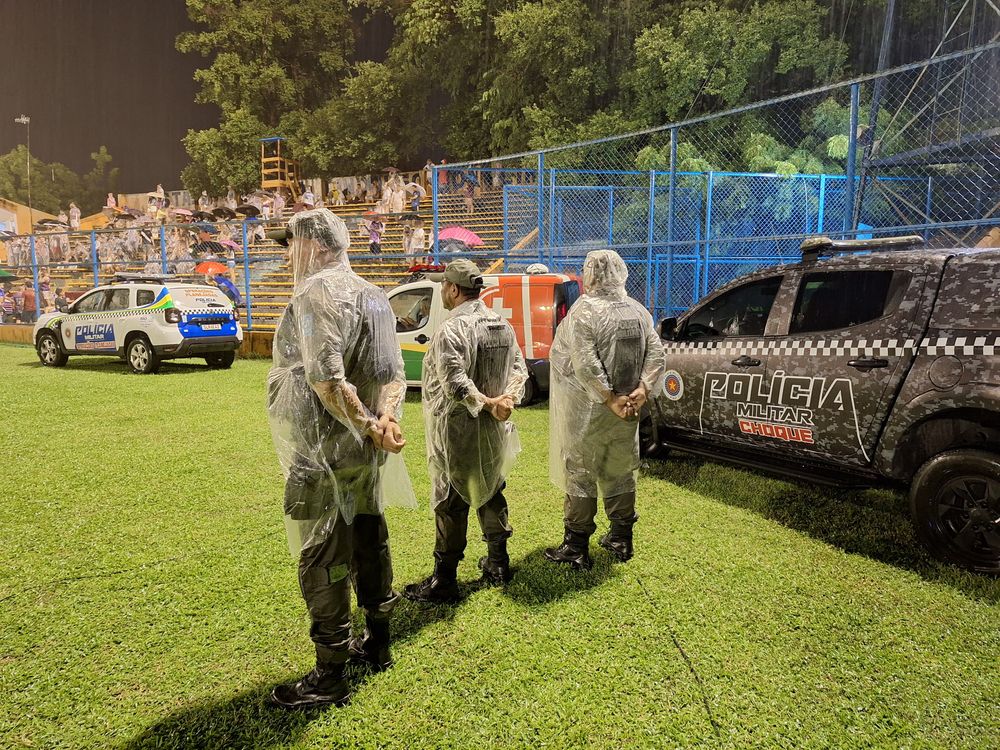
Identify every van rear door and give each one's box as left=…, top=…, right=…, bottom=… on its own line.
left=388, top=281, right=438, bottom=384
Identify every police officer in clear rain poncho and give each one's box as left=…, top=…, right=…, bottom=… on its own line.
left=545, top=250, right=666, bottom=570
left=404, top=259, right=528, bottom=603
left=266, top=208, right=416, bottom=710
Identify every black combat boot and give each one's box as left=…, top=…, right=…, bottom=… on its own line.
left=348, top=616, right=393, bottom=672
left=543, top=528, right=593, bottom=571
left=403, top=558, right=461, bottom=604
left=478, top=539, right=513, bottom=586
left=270, top=649, right=350, bottom=710
left=599, top=514, right=638, bottom=562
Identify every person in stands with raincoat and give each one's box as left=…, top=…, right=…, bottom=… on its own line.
left=545, top=250, right=666, bottom=571
left=404, top=259, right=528, bottom=603
left=265, top=208, right=416, bottom=710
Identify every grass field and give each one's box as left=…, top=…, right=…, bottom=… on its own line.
left=1, top=343, right=998, bottom=749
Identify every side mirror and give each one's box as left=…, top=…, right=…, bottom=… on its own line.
left=658, top=317, right=677, bottom=339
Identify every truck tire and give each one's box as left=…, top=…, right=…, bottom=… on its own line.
left=910, top=449, right=1000, bottom=574
left=36, top=331, right=68, bottom=367
left=519, top=376, right=536, bottom=407
left=205, top=351, right=236, bottom=369
left=126, top=335, right=161, bottom=375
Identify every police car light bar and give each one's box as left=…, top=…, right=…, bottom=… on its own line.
left=113, top=272, right=176, bottom=284
left=800, top=234, right=924, bottom=259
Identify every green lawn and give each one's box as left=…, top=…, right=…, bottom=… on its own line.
left=1, top=344, right=998, bottom=749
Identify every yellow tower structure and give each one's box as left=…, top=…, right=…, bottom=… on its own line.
left=260, top=137, right=301, bottom=201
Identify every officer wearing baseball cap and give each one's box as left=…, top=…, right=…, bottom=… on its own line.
left=404, top=259, right=528, bottom=603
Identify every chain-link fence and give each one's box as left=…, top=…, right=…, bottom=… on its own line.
left=434, top=43, right=1000, bottom=322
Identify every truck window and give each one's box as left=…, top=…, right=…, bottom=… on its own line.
left=73, top=289, right=107, bottom=314
left=136, top=289, right=155, bottom=307
left=105, top=289, right=131, bottom=312
left=680, top=276, right=781, bottom=340
left=392, top=289, right=433, bottom=332
left=790, top=270, right=894, bottom=333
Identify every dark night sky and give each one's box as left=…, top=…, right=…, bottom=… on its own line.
left=0, top=1, right=219, bottom=193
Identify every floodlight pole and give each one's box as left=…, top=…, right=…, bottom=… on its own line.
left=14, top=115, right=33, bottom=231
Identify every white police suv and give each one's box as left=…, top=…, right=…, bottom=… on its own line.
left=33, top=273, right=243, bottom=374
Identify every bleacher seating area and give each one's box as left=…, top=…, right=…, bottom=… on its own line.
left=5, top=185, right=511, bottom=332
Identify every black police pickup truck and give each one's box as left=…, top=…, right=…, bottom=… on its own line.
left=646, top=235, right=1000, bottom=573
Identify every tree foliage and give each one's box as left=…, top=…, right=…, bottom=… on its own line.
left=0, top=145, right=118, bottom=216
left=176, top=0, right=925, bottom=187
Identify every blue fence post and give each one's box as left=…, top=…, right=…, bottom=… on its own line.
left=607, top=188, right=615, bottom=247
left=646, top=170, right=655, bottom=308
left=703, top=172, right=715, bottom=297
left=431, top=166, right=439, bottom=263
left=90, top=230, right=99, bottom=287
left=29, top=235, right=40, bottom=317
left=502, top=186, right=509, bottom=269
left=844, top=82, right=860, bottom=234
left=548, top=167, right=556, bottom=268
left=818, top=174, right=827, bottom=233
left=924, top=176, right=933, bottom=242
left=242, top=220, right=253, bottom=330
left=536, top=152, right=545, bottom=262
left=159, top=225, right=168, bottom=274
left=667, top=127, right=678, bottom=309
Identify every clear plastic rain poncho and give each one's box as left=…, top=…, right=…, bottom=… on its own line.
left=549, top=250, right=667, bottom=499
left=423, top=299, right=528, bottom=509
left=267, top=209, right=415, bottom=555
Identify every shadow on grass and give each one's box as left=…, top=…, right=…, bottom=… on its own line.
left=501, top=545, right=614, bottom=606
left=19, top=357, right=215, bottom=375
left=120, top=600, right=457, bottom=750
left=645, top=454, right=1000, bottom=603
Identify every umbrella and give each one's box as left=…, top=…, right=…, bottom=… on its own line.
left=192, top=241, right=228, bottom=256
left=0, top=269, right=20, bottom=281
left=36, top=219, right=69, bottom=228
left=173, top=208, right=193, bottom=217
left=194, top=222, right=219, bottom=235
left=146, top=191, right=163, bottom=198
left=363, top=210, right=381, bottom=217
left=382, top=166, right=399, bottom=172
left=194, top=260, right=228, bottom=276
left=220, top=239, right=241, bottom=252
left=236, top=204, right=260, bottom=218
left=400, top=213, right=421, bottom=222
left=212, top=207, right=236, bottom=220
left=440, top=238, right=471, bottom=254
left=192, top=211, right=216, bottom=222
left=438, top=226, right=484, bottom=246
left=404, top=182, right=427, bottom=197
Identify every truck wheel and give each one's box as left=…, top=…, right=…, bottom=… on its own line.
left=910, top=450, right=1000, bottom=574
left=36, top=331, right=68, bottom=367
left=518, top=376, right=537, bottom=407
left=126, top=335, right=160, bottom=374
left=205, top=351, right=236, bottom=369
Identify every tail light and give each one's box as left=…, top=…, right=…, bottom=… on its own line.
left=555, top=301, right=568, bottom=326
left=165, top=308, right=181, bottom=324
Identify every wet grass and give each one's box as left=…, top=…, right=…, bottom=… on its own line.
left=1, top=344, right=998, bottom=749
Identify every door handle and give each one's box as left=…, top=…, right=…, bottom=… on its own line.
left=848, top=357, right=889, bottom=371
left=415, top=334, right=429, bottom=344
left=731, top=355, right=761, bottom=367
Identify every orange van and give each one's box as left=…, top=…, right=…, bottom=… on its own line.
left=387, top=272, right=581, bottom=402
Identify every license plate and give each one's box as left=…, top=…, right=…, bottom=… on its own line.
left=202, top=324, right=222, bottom=331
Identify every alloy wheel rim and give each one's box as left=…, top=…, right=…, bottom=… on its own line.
left=934, top=473, right=1000, bottom=559
left=131, top=343, right=149, bottom=370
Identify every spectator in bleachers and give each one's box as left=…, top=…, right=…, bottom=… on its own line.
left=1, top=284, right=13, bottom=323
left=198, top=190, right=212, bottom=211
left=106, top=193, right=117, bottom=209
left=405, top=217, right=426, bottom=256
left=68, top=202, right=81, bottom=231
left=301, top=187, right=315, bottom=207
left=361, top=215, right=384, bottom=254
left=423, top=159, right=435, bottom=191
left=273, top=189, right=286, bottom=217
left=55, top=287, right=68, bottom=312
left=38, top=268, right=53, bottom=311
left=438, top=159, right=448, bottom=193
left=463, top=179, right=475, bottom=215
left=20, top=282, right=36, bottom=324
left=226, top=186, right=237, bottom=210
